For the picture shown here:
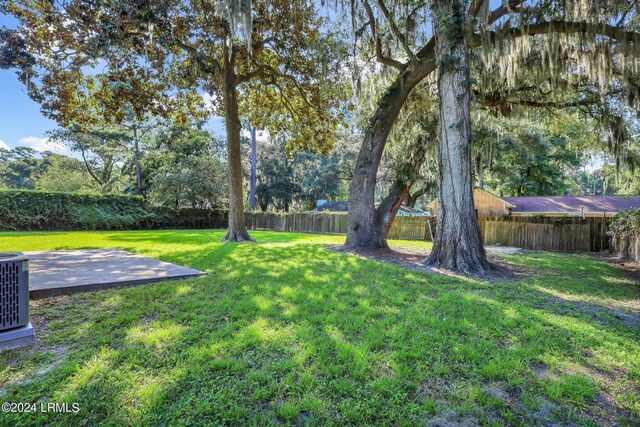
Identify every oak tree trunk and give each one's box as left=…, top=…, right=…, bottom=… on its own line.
left=345, top=59, right=435, bottom=248
left=407, top=185, right=432, bottom=208
left=222, top=41, right=254, bottom=242
left=426, top=0, right=490, bottom=275
left=380, top=180, right=413, bottom=239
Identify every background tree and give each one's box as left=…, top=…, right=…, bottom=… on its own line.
left=296, top=130, right=360, bottom=208
left=472, top=110, right=586, bottom=196
left=0, top=146, right=48, bottom=189
left=254, top=139, right=301, bottom=212
left=48, top=125, right=130, bottom=194
left=116, top=112, right=161, bottom=197
left=48, top=115, right=164, bottom=196
left=34, top=154, right=97, bottom=193
left=145, top=124, right=228, bottom=210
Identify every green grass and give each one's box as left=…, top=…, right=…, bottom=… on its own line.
left=0, top=230, right=638, bottom=426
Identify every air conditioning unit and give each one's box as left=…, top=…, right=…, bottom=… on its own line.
left=0, top=252, right=33, bottom=350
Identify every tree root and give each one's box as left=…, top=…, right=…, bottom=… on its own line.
left=221, top=228, right=256, bottom=243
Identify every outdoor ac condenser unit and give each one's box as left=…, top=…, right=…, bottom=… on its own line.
left=0, top=252, right=29, bottom=332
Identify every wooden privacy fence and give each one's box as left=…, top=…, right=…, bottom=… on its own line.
left=482, top=221, right=591, bottom=252
left=478, top=216, right=610, bottom=252
left=387, top=216, right=436, bottom=241
left=244, top=212, right=610, bottom=252
left=245, top=212, right=433, bottom=240
left=245, top=212, right=349, bottom=235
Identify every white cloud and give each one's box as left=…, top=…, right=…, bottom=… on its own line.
left=19, top=136, right=67, bottom=154
left=202, top=92, right=218, bottom=110
left=0, top=140, right=9, bottom=151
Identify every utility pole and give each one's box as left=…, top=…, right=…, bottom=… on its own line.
left=249, top=127, right=257, bottom=210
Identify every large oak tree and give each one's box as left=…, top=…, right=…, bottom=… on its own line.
left=342, top=0, right=640, bottom=274
left=1, top=0, right=344, bottom=241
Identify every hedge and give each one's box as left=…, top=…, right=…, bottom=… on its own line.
left=0, top=190, right=158, bottom=231
left=609, top=208, right=640, bottom=236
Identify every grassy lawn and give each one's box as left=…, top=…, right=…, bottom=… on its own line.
left=0, top=230, right=639, bottom=426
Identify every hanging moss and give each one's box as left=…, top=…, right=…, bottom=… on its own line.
left=469, top=0, right=640, bottom=177
left=214, top=0, right=253, bottom=54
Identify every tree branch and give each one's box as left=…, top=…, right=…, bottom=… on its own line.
left=617, top=0, right=639, bottom=28
left=468, top=0, right=486, bottom=17
left=79, top=147, right=104, bottom=187
left=487, top=0, right=527, bottom=24
left=374, top=0, right=415, bottom=61
left=482, top=21, right=640, bottom=45
left=170, top=38, right=222, bottom=75
left=236, top=66, right=266, bottom=84
left=238, top=63, right=320, bottom=115
left=478, top=88, right=609, bottom=115
left=362, top=0, right=404, bottom=70
left=126, top=28, right=222, bottom=75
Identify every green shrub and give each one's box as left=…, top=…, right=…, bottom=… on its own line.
left=609, top=209, right=640, bottom=237
left=0, top=190, right=157, bottom=231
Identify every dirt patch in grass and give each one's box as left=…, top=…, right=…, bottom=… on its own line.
left=572, top=364, right=639, bottom=426
left=416, top=377, right=455, bottom=404
left=537, top=361, right=640, bottom=426
left=425, top=409, right=479, bottom=427
left=590, top=391, right=639, bottom=426
left=28, top=295, right=69, bottom=337
left=483, top=382, right=519, bottom=406
left=328, top=245, right=525, bottom=281
left=3, top=295, right=73, bottom=355
left=0, top=344, right=66, bottom=399
left=531, top=361, right=551, bottom=380
left=0, top=295, right=73, bottom=399
left=592, top=251, right=640, bottom=282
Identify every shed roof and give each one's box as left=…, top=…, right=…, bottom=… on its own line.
left=503, top=195, right=640, bottom=214
left=399, top=205, right=427, bottom=214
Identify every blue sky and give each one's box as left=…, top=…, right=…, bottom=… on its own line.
left=0, top=12, right=226, bottom=155
left=0, top=13, right=63, bottom=152
left=0, top=67, right=60, bottom=152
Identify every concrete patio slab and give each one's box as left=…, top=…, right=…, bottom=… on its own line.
left=26, top=249, right=205, bottom=299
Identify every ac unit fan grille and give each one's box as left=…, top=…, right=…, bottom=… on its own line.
left=0, top=261, right=20, bottom=329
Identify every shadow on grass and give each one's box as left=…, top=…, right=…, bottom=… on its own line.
left=507, top=252, right=640, bottom=305
left=0, top=236, right=638, bottom=425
